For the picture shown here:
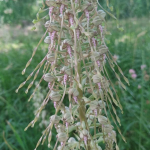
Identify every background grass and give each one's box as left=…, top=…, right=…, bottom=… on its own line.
left=0, top=0, right=150, bottom=150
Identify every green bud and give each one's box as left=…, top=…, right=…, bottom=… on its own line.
left=97, top=10, right=106, bottom=19
left=47, top=54, right=55, bottom=62
left=68, top=88, right=79, bottom=96
left=44, top=36, right=51, bottom=44
left=64, top=112, right=72, bottom=123
left=98, top=115, right=108, bottom=125
left=50, top=115, right=61, bottom=124
left=44, top=73, right=55, bottom=82
left=57, top=132, right=68, bottom=142
left=50, top=91, right=61, bottom=102
left=92, top=74, right=101, bottom=83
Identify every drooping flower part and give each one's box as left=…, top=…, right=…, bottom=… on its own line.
left=16, top=1, right=129, bottom=150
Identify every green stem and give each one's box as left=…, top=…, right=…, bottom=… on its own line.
left=139, top=50, right=145, bottom=150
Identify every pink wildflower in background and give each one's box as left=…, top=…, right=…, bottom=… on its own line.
left=138, top=85, right=141, bottom=89
left=141, top=64, right=146, bottom=70
left=129, top=69, right=137, bottom=79
left=131, top=73, right=137, bottom=79
left=113, top=54, right=119, bottom=61
left=129, top=69, right=135, bottom=74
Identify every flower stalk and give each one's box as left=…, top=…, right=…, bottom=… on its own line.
left=16, top=0, right=129, bottom=150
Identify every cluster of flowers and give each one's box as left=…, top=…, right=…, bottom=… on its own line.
left=129, top=65, right=147, bottom=80
left=16, top=0, right=129, bottom=149
left=129, top=69, right=137, bottom=79
left=129, top=65, right=150, bottom=89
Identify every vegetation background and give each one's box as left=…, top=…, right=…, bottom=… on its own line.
left=0, top=0, right=150, bottom=150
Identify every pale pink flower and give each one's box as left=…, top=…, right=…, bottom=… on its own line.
left=73, top=96, right=78, bottom=103
left=113, top=55, right=119, bottom=61
left=129, top=69, right=135, bottom=74
left=92, top=37, right=97, bottom=47
left=76, top=29, right=80, bottom=39
left=138, top=85, right=141, bottom=89
left=67, top=45, right=72, bottom=57
left=49, top=7, right=54, bottom=17
left=94, top=109, right=98, bottom=116
left=96, top=60, right=100, bottom=67
left=69, top=15, right=74, bottom=26
left=54, top=101, right=57, bottom=108
left=85, top=9, right=90, bottom=21
left=83, top=136, right=88, bottom=145
left=131, top=73, right=137, bottom=79
left=63, top=74, right=68, bottom=85
left=60, top=4, right=65, bottom=15
left=48, top=82, right=51, bottom=89
left=97, top=83, right=101, bottom=90
left=99, top=25, right=103, bottom=33
left=141, top=65, right=146, bottom=70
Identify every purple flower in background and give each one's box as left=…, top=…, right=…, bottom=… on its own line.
left=141, top=64, right=146, bottom=70
left=113, top=54, right=119, bottom=61
left=131, top=73, right=137, bottom=79
left=129, top=69, right=135, bottom=74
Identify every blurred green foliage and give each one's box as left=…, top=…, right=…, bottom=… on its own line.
left=0, top=0, right=150, bottom=25
left=100, top=0, right=150, bottom=18
left=0, top=0, right=37, bottom=25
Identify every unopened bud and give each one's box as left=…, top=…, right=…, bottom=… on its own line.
left=49, top=91, right=61, bottom=101
left=103, top=124, right=113, bottom=133
left=98, top=10, right=106, bottom=19
left=57, top=132, right=68, bottom=142
left=68, top=137, right=76, bottom=143
left=50, top=115, right=61, bottom=124
left=44, top=36, right=51, bottom=44
left=98, top=115, right=108, bottom=125
left=47, top=53, right=55, bottom=62
left=44, top=73, right=55, bottom=82
left=64, top=113, right=72, bottom=123
left=92, top=74, right=101, bottom=83
left=68, top=88, right=79, bottom=96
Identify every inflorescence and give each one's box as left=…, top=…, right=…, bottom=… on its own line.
left=16, top=0, right=129, bottom=150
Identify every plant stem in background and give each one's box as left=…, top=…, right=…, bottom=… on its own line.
left=139, top=50, right=145, bottom=150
